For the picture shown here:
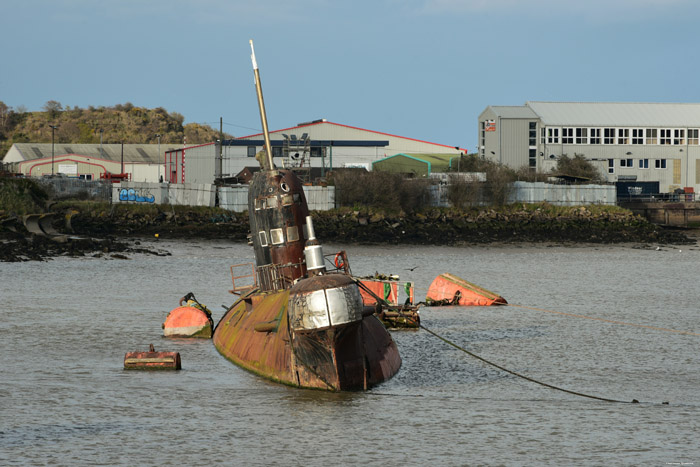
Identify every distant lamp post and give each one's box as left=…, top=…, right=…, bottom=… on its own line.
left=49, top=124, right=59, bottom=176
left=155, top=134, right=162, bottom=181
left=155, top=133, right=161, bottom=158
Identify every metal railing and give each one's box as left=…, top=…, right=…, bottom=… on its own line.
left=618, top=192, right=696, bottom=203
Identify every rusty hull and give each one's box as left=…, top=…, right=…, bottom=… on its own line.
left=248, top=169, right=309, bottom=286
left=212, top=287, right=401, bottom=391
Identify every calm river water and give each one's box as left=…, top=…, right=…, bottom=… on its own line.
left=1, top=239, right=698, bottom=465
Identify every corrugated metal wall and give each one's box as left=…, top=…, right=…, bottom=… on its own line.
left=509, top=181, right=616, bottom=205
left=500, top=120, right=531, bottom=168
left=114, top=182, right=216, bottom=206
left=183, top=145, right=216, bottom=184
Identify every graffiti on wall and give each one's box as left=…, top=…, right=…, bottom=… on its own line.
left=119, top=188, right=155, bottom=203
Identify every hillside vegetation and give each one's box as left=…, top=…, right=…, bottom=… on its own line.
left=0, top=100, right=233, bottom=157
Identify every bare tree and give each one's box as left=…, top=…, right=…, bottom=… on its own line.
left=43, top=100, right=63, bottom=119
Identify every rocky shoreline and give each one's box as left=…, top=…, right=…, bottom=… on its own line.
left=1, top=203, right=694, bottom=262
left=312, top=206, right=696, bottom=245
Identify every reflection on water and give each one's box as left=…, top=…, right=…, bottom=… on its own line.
left=1, top=239, right=698, bottom=465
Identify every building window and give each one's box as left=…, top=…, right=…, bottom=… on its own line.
left=272, top=146, right=283, bottom=157
left=258, top=231, right=268, bottom=247
left=639, top=159, right=649, bottom=169
left=655, top=159, right=667, bottom=169
left=528, top=148, right=536, bottom=169
left=480, top=121, right=485, bottom=154
left=547, top=128, right=560, bottom=144
left=562, top=128, right=574, bottom=144
left=590, top=128, right=601, bottom=145
left=617, top=128, right=629, bottom=145
left=529, top=122, right=537, bottom=146
left=541, top=128, right=546, bottom=144
left=646, top=128, right=657, bottom=145
left=689, top=129, right=699, bottom=145
left=660, top=129, right=671, bottom=145
left=247, top=146, right=257, bottom=157
left=575, top=128, right=588, bottom=144
left=632, top=129, right=644, bottom=144
left=603, top=128, right=615, bottom=144
left=673, top=129, right=685, bottom=145
left=620, top=159, right=633, bottom=167
left=310, top=147, right=324, bottom=158
left=608, top=159, right=614, bottom=174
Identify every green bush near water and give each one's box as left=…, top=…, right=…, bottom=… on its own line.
left=0, top=178, right=49, bottom=215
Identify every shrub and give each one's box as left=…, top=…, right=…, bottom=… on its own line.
left=554, top=154, right=604, bottom=182
left=331, top=170, right=431, bottom=212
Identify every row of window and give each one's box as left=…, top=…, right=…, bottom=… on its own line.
left=607, top=158, right=667, bottom=174
left=255, top=191, right=305, bottom=247
left=247, top=146, right=325, bottom=157
left=258, top=225, right=301, bottom=247
left=543, top=128, right=699, bottom=145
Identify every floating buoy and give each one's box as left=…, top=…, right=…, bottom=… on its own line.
left=426, top=273, right=507, bottom=306
left=124, top=344, right=181, bottom=370
left=162, top=293, right=214, bottom=338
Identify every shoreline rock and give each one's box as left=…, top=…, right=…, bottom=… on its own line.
left=1, top=204, right=695, bottom=262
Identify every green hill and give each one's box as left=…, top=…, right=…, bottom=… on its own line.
left=0, top=100, right=233, bottom=157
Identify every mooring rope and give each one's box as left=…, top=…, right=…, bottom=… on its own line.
left=354, top=279, right=645, bottom=404
left=416, top=321, right=637, bottom=404
left=506, top=303, right=700, bottom=337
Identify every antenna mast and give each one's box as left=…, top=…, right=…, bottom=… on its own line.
left=250, top=39, right=274, bottom=170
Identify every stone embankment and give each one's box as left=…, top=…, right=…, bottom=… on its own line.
left=312, top=206, right=695, bottom=245
left=68, top=204, right=695, bottom=245
left=1, top=203, right=695, bottom=262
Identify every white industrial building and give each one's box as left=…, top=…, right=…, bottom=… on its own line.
left=3, top=143, right=175, bottom=182
left=166, top=119, right=465, bottom=184
left=4, top=120, right=464, bottom=185
left=478, top=102, right=700, bottom=193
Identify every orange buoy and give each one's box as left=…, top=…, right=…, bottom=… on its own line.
left=426, top=273, right=507, bottom=306
left=124, top=344, right=181, bottom=370
left=162, top=293, right=214, bottom=338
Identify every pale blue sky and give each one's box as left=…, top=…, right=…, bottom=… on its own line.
left=2, top=0, right=699, bottom=151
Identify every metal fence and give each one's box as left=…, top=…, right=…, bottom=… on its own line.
left=509, top=181, right=616, bottom=206
left=31, top=177, right=622, bottom=209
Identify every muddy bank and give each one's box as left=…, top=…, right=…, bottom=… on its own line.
left=0, top=216, right=171, bottom=262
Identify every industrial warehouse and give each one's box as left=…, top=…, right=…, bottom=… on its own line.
left=3, top=119, right=464, bottom=184
left=479, top=101, right=700, bottom=194
left=164, top=119, right=464, bottom=185
left=5, top=103, right=700, bottom=214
